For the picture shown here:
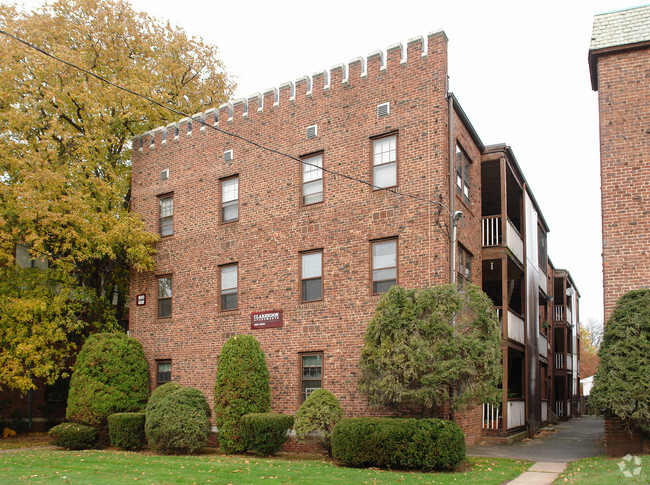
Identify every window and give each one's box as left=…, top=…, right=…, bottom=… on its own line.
left=538, top=225, right=547, bottom=272
left=159, top=195, right=173, bottom=237
left=372, top=238, right=397, bottom=294
left=455, top=144, right=471, bottom=203
left=301, top=251, right=323, bottom=302
left=158, top=276, right=172, bottom=318
left=372, top=134, right=397, bottom=188
left=300, top=353, right=322, bottom=402
left=457, top=245, right=472, bottom=289
left=221, top=176, right=239, bottom=223
left=220, top=264, right=238, bottom=310
left=302, top=154, right=323, bottom=205
left=156, top=360, right=171, bottom=387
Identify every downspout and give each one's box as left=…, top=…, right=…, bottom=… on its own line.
left=448, top=92, right=456, bottom=284
left=448, top=91, right=456, bottom=421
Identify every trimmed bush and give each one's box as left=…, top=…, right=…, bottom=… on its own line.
left=145, top=386, right=210, bottom=454
left=241, top=413, right=294, bottom=456
left=214, top=335, right=271, bottom=453
left=294, top=389, right=343, bottom=455
left=146, top=382, right=183, bottom=417
left=332, top=417, right=465, bottom=471
left=49, top=422, right=98, bottom=450
left=108, top=412, right=146, bottom=450
left=66, top=333, right=149, bottom=432
left=591, top=289, right=650, bottom=435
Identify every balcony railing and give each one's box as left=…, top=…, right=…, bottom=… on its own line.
left=507, top=400, right=525, bottom=429
left=507, top=311, right=525, bottom=345
left=481, top=216, right=524, bottom=263
left=555, top=352, right=565, bottom=369
left=554, top=305, right=564, bottom=322
left=482, top=402, right=501, bottom=430
left=538, top=334, right=548, bottom=358
left=555, top=400, right=566, bottom=417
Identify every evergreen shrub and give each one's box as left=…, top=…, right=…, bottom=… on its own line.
left=331, top=417, right=465, bottom=471
left=66, top=333, right=149, bottom=431
left=145, top=382, right=183, bottom=417
left=241, top=413, right=294, bottom=456
left=108, top=412, right=146, bottom=450
left=49, top=422, right=98, bottom=450
left=294, top=389, right=343, bottom=455
left=214, top=335, right=271, bottom=453
left=145, top=386, right=211, bottom=454
left=591, top=288, right=650, bottom=435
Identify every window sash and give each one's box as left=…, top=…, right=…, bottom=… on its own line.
left=159, top=197, right=173, bottom=236
left=156, top=361, right=171, bottom=385
left=373, top=135, right=397, bottom=188
left=456, top=145, right=470, bottom=202
left=372, top=240, right=397, bottom=294
left=301, top=354, right=322, bottom=402
left=221, top=177, right=239, bottom=222
left=220, top=265, right=238, bottom=310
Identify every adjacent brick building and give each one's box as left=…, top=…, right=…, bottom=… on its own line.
left=130, top=29, right=580, bottom=445
left=589, top=5, right=650, bottom=322
left=589, top=4, right=650, bottom=455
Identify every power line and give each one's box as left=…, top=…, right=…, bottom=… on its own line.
left=0, top=28, right=455, bottom=236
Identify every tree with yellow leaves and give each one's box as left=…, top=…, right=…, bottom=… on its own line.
left=0, top=0, right=234, bottom=392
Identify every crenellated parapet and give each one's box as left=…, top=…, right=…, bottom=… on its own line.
left=132, top=30, right=447, bottom=148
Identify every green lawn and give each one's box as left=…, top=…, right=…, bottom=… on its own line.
left=556, top=455, right=650, bottom=484
left=0, top=449, right=530, bottom=484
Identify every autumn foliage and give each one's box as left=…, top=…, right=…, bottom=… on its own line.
left=0, top=0, right=233, bottom=392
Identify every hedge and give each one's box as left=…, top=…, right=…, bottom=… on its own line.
left=214, top=335, right=271, bottom=453
left=294, top=389, right=343, bottom=455
left=331, top=417, right=465, bottom=471
left=66, top=333, right=149, bottom=431
left=241, top=413, right=294, bottom=456
left=145, top=386, right=211, bottom=454
left=49, top=422, right=98, bottom=450
left=145, top=382, right=183, bottom=417
left=108, top=412, right=146, bottom=450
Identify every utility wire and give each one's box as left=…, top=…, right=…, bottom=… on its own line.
left=0, top=28, right=455, bottom=237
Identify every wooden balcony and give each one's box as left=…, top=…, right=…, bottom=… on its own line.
left=482, top=216, right=524, bottom=263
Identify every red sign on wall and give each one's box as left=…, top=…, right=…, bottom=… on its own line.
left=251, top=310, right=283, bottom=329
left=136, top=294, right=146, bottom=306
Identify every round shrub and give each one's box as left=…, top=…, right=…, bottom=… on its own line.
left=294, top=389, right=343, bottom=455
left=49, top=422, right=98, bottom=450
left=108, top=412, right=146, bottom=450
left=66, top=333, right=149, bottom=431
left=241, top=413, right=294, bottom=456
left=214, top=335, right=271, bottom=453
left=145, top=386, right=210, bottom=454
left=332, top=417, right=465, bottom=471
left=146, top=382, right=183, bottom=417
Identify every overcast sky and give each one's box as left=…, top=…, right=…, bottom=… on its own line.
left=15, top=0, right=642, bottom=325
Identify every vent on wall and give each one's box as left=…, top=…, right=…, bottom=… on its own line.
left=161, top=169, right=170, bottom=180
left=377, top=102, right=390, bottom=117
left=306, top=125, right=318, bottom=139
left=224, top=149, right=233, bottom=162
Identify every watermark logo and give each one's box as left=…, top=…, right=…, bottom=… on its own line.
left=618, top=454, right=642, bottom=479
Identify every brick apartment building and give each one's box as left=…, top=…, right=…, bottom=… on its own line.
left=130, top=30, right=581, bottom=445
left=589, top=4, right=650, bottom=455
left=589, top=5, right=650, bottom=322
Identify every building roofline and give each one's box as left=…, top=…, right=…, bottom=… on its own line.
left=449, top=93, right=484, bottom=152
left=589, top=40, right=650, bottom=91
left=482, top=143, right=550, bottom=233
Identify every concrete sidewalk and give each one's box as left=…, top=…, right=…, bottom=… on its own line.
left=509, top=462, right=567, bottom=484
left=467, top=415, right=604, bottom=463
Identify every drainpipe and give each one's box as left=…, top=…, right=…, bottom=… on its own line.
left=448, top=93, right=455, bottom=284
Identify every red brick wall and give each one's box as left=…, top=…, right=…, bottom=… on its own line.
left=130, top=31, right=487, bottom=444
left=597, top=46, right=650, bottom=322
left=604, top=415, right=648, bottom=456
